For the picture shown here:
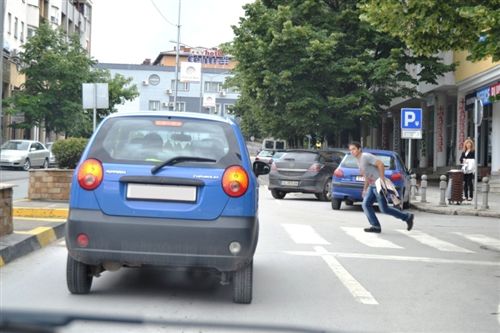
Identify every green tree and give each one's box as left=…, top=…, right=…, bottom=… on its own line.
left=359, top=0, right=500, bottom=62
left=4, top=23, right=138, bottom=138
left=227, top=0, right=453, bottom=144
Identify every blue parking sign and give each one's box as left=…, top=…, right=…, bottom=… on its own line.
left=401, top=108, right=422, bottom=130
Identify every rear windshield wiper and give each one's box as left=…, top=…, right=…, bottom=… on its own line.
left=151, top=156, right=216, bottom=175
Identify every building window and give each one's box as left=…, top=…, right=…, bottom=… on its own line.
left=7, top=13, right=12, bottom=34
left=224, top=104, right=235, bottom=115
left=14, top=17, right=18, bottom=39
left=175, top=102, right=186, bottom=111
left=27, top=25, right=36, bottom=39
left=204, top=81, right=223, bottom=93
left=148, top=100, right=160, bottom=111
left=20, top=22, right=25, bottom=42
left=171, top=80, right=189, bottom=92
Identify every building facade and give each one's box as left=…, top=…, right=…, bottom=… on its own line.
left=98, top=46, right=239, bottom=116
left=367, top=51, right=499, bottom=183
left=1, top=0, right=93, bottom=142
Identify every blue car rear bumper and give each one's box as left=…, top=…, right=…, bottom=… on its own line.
left=66, top=209, right=258, bottom=272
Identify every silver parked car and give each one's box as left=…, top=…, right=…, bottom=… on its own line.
left=45, top=142, right=57, bottom=167
left=0, top=140, right=50, bottom=171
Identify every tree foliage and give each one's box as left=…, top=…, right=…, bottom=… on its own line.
left=227, top=0, right=454, bottom=145
left=4, top=23, right=138, bottom=138
left=359, top=0, right=500, bottom=62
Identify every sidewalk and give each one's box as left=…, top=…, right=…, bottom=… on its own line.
left=1, top=185, right=499, bottom=266
left=0, top=199, right=68, bottom=266
left=410, top=184, right=500, bottom=218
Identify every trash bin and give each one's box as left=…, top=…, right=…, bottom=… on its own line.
left=446, top=169, right=464, bottom=205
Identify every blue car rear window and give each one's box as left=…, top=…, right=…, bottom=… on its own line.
left=342, top=154, right=396, bottom=170
left=87, top=116, right=242, bottom=167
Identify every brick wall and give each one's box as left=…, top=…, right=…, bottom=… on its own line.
left=29, top=170, right=74, bottom=201
left=0, top=184, right=14, bottom=236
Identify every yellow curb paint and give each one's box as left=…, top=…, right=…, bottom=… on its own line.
left=15, top=227, right=56, bottom=247
left=33, top=227, right=57, bottom=247
left=0, top=256, right=5, bottom=267
left=13, top=208, right=68, bottom=219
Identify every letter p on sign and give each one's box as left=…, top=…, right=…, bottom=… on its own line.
left=401, top=108, right=422, bottom=130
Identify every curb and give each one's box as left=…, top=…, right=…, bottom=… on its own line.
left=410, top=203, right=500, bottom=218
left=0, top=222, right=66, bottom=267
left=13, top=207, right=69, bottom=219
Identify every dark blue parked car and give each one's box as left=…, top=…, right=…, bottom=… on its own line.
left=331, top=149, right=411, bottom=210
left=65, top=111, right=269, bottom=304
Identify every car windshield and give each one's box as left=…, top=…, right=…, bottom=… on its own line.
left=281, top=151, right=318, bottom=162
left=341, top=154, right=396, bottom=170
left=87, top=116, right=242, bottom=168
left=257, top=150, right=273, bottom=157
left=0, top=141, right=29, bottom=151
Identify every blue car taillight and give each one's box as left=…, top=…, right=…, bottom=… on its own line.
left=222, top=165, right=249, bottom=197
left=77, top=159, right=103, bottom=191
left=333, top=168, right=344, bottom=178
left=390, top=172, right=403, bottom=182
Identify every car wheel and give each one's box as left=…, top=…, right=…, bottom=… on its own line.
left=331, top=198, right=342, bottom=210
left=233, top=260, right=253, bottom=304
left=317, top=179, right=332, bottom=201
left=22, top=159, right=31, bottom=171
left=66, top=254, right=93, bottom=294
left=271, top=189, right=286, bottom=199
left=42, top=158, right=49, bottom=169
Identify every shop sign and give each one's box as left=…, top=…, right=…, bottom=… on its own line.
left=490, top=82, right=500, bottom=98
left=476, top=87, right=491, bottom=106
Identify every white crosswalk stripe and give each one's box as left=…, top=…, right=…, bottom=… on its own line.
left=453, top=232, right=500, bottom=251
left=282, top=224, right=330, bottom=245
left=341, top=227, right=403, bottom=248
left=397, top=229, right=475, bottom=253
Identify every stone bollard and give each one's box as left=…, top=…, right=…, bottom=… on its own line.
left=411, top=174, right=417, bottom=200
left=481, top=177, right=490, bottom=209
left=420, top=175, right=427, bottom=203
left=439, top=175, right=447, bottom=206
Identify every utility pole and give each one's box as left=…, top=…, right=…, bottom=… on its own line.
left=173, top=0, right=181, bottom=111
left=0, top=0, right=5, bottom=144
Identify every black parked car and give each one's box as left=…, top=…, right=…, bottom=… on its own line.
left=268, top=149, right=346, bottom=201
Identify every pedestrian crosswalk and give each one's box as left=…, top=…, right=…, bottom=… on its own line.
left=281, top=223, right=500, bottom=254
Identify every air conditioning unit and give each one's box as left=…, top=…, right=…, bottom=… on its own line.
left=219, top=91, right=226, bottom=97
left=142, top=80, right=149, bottom=86
left=165, top=89, right=173, bottom=95
left=50, top=16, right=59, bottom=24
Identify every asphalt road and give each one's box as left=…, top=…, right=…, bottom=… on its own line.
left=0, top=168, right=29, bottom=199
left=1, top=186, right=499, bottom=332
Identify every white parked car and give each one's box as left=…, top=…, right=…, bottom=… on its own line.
left=0, top=140, right=50, bottom=171
left=45, top=142, right=57, bottom=166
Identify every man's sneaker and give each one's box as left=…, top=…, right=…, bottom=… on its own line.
left=364, top=227, right=381, bottom=233
left=406, top=214, right=414, bottom=231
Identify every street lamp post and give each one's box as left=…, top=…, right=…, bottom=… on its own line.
left=173, top=0, right=181, bottom=111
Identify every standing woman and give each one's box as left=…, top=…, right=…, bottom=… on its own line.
left=460, top=138, right=475, bottom=201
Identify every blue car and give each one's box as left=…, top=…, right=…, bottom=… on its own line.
left=331, top=149, right=411, bottom=210
left=65, top=111, right=270, bottom=304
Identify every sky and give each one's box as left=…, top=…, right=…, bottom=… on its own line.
left=91, top=0, right=253, bottom=64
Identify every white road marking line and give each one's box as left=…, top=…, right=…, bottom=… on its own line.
left=454, top=232, right=500, bottom=251
left=397, top=229, right=474, bottom=253
left=314, top=246, right=378, bottom=305
left=282, top=224, right=330, bottom=245
left=342, top=227, right=403, bottom=248
left=285, top=250, right=500, bottom=266
left=497, top=304, right=500, bottom=326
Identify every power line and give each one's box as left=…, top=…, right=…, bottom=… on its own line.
left=149, top=0, right=178, bottom=27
